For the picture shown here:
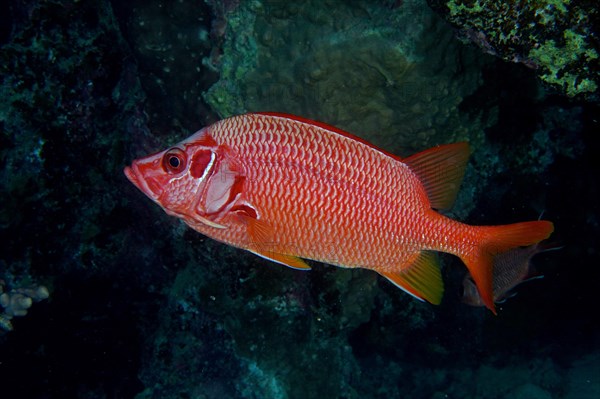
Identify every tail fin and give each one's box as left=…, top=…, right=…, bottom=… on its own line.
left=460, top=220, right=554, bottom=314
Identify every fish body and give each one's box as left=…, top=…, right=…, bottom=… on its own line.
left=462, top=241, right=560, bottom=307
left=124, top=113, right=553, bottom=313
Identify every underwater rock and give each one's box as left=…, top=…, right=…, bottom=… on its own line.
left=565, top=353, right=600, bottom=399
left=0, top=0, right=149, bottom=280
left=509, top=383, right=552, bottom=399
left=135, top=245, right=368, bottom=398
left=0, top=0, right=158, bottom=395
left=427, top=0, right=599, bottom=100
left=111, top=0, right=217, bottom=133
left=204, top=0, right=489, bottom=154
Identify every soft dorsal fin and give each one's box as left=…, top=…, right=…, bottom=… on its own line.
left=380, top=251, right=443, bottom=305
left=404, top=142, right=470, bottom=210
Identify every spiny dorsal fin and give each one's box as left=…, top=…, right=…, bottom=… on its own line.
left=380, top=251, right=443, bottom=305
left=404, top=142, right=470, bottom=210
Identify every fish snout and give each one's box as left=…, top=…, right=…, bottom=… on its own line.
left=123, top=158, right=164, bottom=201
left=124, top=165, right=138, bottom=186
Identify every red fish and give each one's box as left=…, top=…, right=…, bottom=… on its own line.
left=462, top=241, right=561, bottom=307
left=124, top=113, right=553, bottom=313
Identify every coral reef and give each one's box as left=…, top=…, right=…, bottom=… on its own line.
left=204, top=0, right=491, bottom=155
left=427, top=0, right=599, bottom=99
left=0, top=279, right=49, bottom=331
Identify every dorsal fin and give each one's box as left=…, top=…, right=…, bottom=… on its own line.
left=404, top=142, right=470, bottom=210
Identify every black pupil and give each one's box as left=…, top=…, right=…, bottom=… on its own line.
left=168, top=156, right=180, bottom=169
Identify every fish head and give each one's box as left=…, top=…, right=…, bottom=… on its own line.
left=124, top=128, right=245, bottom=229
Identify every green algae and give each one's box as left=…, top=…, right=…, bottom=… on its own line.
left=529, top=30, right=599, bottom=97
left=431, top=0, right=599, bottom=99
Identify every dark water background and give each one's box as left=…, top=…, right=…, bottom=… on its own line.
left=1, top=1, right=598, bottom=398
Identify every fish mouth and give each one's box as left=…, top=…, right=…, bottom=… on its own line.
left=124, top=163, right=160, bottom=201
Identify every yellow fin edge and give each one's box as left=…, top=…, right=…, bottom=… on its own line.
left=380, top=251, right=444, bottom=305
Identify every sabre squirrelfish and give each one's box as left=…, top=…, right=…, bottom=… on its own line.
left=124, top=113, right=554, bottom=313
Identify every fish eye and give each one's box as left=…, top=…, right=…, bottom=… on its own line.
left=162, top=148, right=187, bottom=174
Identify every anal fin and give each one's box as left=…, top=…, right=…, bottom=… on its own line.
left=380, top=251, right=444, bottom=305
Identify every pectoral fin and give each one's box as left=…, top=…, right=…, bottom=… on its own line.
left=380, top=251, right=443, bottom=305
left=231, top=204, right=274, bottom=245
left=236, top=207, right=311, bottom=270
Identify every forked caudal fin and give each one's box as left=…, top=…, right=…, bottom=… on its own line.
left=461, top=220, right=554, bottom=314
